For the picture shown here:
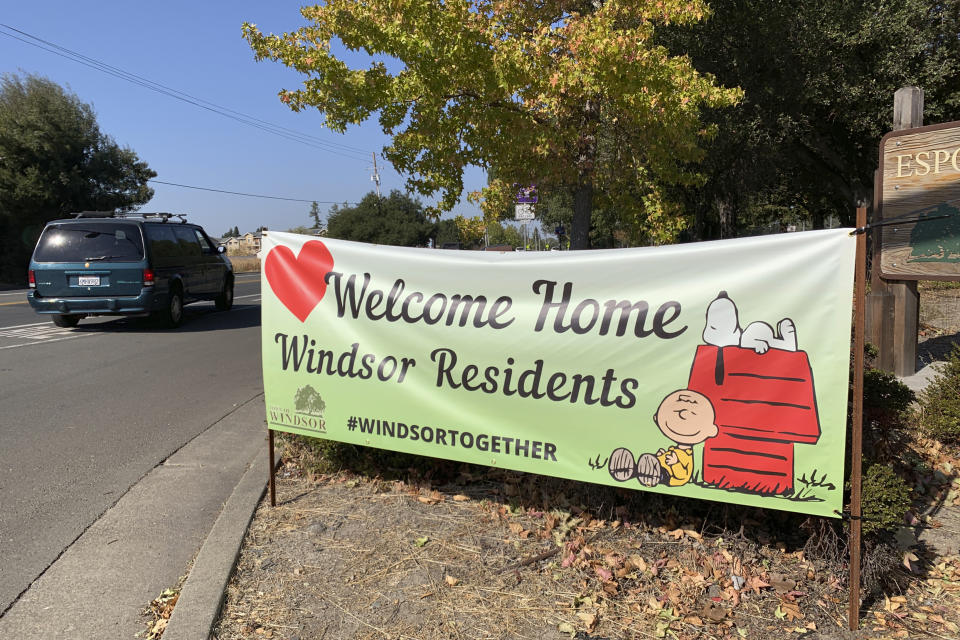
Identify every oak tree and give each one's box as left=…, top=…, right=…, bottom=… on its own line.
left=0, top=73, right=155, bottom=283
left=243, top=1, right=739, bottom=248
left=657, top=0, right=960, bottom=238
left=326, top=190, right=435, bottom=246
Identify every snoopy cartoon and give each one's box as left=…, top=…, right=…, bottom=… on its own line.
left=702, top=291, right=797, bottom=354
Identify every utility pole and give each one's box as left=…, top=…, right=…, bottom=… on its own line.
left=371, top=153, right=382, bottom=199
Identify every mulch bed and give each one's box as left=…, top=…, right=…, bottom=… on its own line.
left=211, top=442, right=960, bottom=640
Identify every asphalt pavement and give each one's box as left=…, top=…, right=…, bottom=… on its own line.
left=0, top=275, right=268, bottom=638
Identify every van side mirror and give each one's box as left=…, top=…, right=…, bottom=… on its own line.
left=217, top=245, right=226, bottom=254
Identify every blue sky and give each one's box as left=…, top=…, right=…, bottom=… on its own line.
left=1, top=1, right=486, bottom=237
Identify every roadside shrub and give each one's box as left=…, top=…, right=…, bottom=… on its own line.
left=863, top=368, right=915, bottom=418
left=860, top=463, right=911, bottom=537
left=862, top=368, right=915, bottom=459
left=916, top=345, right=960, bottom=444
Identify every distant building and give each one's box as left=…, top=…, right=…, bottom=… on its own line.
left=226, top=231, right=262, bottom=255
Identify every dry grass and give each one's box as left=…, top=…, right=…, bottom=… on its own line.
left=211, top=445, right=960, bottom=640
left=228, top=256, right=260, bottom=273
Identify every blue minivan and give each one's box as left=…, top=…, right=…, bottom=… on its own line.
left=27, top=212, right=233, bottom=328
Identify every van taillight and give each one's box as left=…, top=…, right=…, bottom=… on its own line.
left=143, top=268, right=155, bottom=287
left=28, top=270, right=36, bottom=288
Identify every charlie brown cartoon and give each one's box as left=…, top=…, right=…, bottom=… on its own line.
left=607, top=389, right=719, bottom=488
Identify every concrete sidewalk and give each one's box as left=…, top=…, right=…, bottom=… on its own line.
left=0, top=393, right=268, bottom=639
left=899, top=360, right=947, bottom=395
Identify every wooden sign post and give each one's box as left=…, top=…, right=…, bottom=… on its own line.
left=866, top=88, right=923, bottom=376
left=868, top=89, right=960, bottom=374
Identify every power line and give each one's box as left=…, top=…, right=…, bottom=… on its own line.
left=149, top=179, right=357, bottom=205
left=0, top=23, right=374, bottom=162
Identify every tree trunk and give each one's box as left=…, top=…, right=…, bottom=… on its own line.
left=812, top=211, right=824, bottom=229
left=570, top=96, right=599, bottom=250
left=716, top=198, right=735, bottom=239
left=571, top=180, right=593, bottom=250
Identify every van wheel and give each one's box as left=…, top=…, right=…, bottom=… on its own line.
left=215, top=276, right=233, bottom=311
left=52, top=314, right=81, bottom=328
left=163, top=287, right=184, bottom=328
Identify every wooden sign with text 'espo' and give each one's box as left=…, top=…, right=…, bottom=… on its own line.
left=879, top=120, right=960, bottom=280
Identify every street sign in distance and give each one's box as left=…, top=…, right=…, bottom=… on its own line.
left=515, top=203, right=535, bottom=221
left=516, top=185, right=538, bottom=204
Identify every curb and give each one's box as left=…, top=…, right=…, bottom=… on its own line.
left=163, top=444, right=269, bottom=640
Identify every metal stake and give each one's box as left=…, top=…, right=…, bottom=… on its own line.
left=268, top=428, right=276, bottom=508
left=849, top=206, right=867, bottom=630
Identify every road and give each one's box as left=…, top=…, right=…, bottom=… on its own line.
left=0, top=275, right=262, bottom=616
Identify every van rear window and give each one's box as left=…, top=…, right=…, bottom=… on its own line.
left=33, top=223, right=144, bottom=262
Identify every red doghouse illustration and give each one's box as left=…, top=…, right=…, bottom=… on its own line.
left=600, top=291, right=821, bottom=497
left=687, top=345, right=820, bottom=495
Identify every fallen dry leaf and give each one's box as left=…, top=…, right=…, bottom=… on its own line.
left=577, top=612, right=598, bottom=630
left=769, top=573, right=796, bottom=594
left=780, top=600, right=803, bottom=621
left=627, top=555, right=648, bottom=573
left=903, top=551, right=920, bottom=573
left=747, top=575, right=770, bottom=594
left=702, top=602, right=727, bottom=623
left=594, top=565, right=613, bottom=582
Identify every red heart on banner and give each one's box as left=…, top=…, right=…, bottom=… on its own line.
left=264, top=240, right=335, bottom=322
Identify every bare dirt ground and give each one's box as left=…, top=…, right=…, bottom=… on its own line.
left=205, top=286, right=960, bottom=640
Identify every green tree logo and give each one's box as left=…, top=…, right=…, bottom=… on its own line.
left=294, top=385, right=326, bottom=416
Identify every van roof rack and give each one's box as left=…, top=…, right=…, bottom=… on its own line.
left=71, top=211, right=116, bottom=218
left=68, top=211, right=188, bottom=223
left=125, top=212, right=188, bottom=223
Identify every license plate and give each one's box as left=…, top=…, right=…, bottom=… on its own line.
left=78, top=276, right=100, bottom=286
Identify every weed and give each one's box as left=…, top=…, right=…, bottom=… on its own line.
left=916, top=344, right=960, bottom=443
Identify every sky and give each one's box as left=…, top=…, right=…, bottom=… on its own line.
left=0, top=1, right=487, bottom=237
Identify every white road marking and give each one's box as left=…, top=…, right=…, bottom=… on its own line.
left=0, top=333, right=100, bottom=350
left=1, top=290, right=261, bottom=349
left=0, top=325, right=74, bottom=338
left=0, top=321, right=50, bottom=331
left=0, top=291, right=28, bottom=297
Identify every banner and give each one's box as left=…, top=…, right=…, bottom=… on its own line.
left=261, top=230, right=856, bottom=517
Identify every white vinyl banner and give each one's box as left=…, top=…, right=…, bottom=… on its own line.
left=261, top=229, right=857, bottom=517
